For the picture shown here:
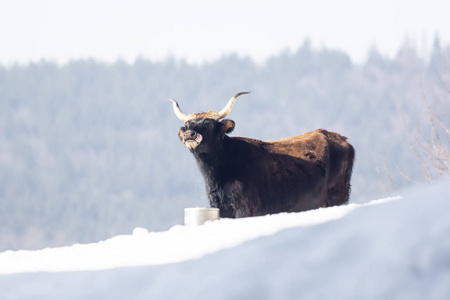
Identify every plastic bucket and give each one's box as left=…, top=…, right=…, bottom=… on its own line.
left=184, top=208, right=220, bottom=226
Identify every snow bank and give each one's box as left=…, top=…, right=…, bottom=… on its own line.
left=1, top=196, right=394, bottom=274
left=0, top=178, right=449, bottom=299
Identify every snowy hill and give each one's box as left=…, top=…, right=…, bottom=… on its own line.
left=1, top=178, right=449, bottom=299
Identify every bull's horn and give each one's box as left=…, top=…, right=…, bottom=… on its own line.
left=217, top=91, right=250, bottom=119
left=167, top=98, right=190, bottom=122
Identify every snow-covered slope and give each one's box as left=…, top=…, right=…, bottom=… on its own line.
left=0, top=197, right=397, bottom=274
left=0, top=178, right=449, bottom=299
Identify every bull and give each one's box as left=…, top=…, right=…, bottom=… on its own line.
left=168, top=92, right=355, bottom=218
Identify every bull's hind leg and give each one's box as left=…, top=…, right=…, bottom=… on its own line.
left=325, top=184, right=350, bottom=207
left=325, top=144, right=355, bottom=207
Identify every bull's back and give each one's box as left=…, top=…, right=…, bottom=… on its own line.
left=264, top=129, right=333, bottom=161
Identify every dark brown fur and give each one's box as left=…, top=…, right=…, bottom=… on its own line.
left=178, top=117, right=355, bottom=218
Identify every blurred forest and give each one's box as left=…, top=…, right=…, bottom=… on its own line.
left=1, top=39, right=449, bottom=251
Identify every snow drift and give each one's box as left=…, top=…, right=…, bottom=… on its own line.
left=0, top=178, right=449, bottom=299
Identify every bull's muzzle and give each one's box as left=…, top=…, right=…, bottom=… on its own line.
left=183, top=130, right=203, bottom=149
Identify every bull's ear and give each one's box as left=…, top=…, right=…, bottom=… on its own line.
left=220, top=119, right=235, bottom=136
left=178, top=127, right=186, bottom=142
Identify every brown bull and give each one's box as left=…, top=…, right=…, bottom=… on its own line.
left=169, top=92, right=355, bottom=218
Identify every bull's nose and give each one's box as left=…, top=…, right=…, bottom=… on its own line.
left=184, top=130, right=197, bottom=141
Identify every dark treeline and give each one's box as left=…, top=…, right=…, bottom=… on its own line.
left=1, top=39, right=449, bottom=251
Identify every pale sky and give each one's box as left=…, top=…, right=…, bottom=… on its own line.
left=1, top=0, right=449, bottom=65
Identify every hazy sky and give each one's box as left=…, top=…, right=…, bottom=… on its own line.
left=1, top=0, right=449, bottom=65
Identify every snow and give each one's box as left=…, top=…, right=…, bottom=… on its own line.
left=0, top=199, right=393, bottom=274
left=1, top=178, right=450, bottom=299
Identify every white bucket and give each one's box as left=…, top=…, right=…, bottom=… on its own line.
left=184, top=208, right=220, bottom=226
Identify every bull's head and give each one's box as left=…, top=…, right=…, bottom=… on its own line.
left=168, top=92, right=250, bottom=152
